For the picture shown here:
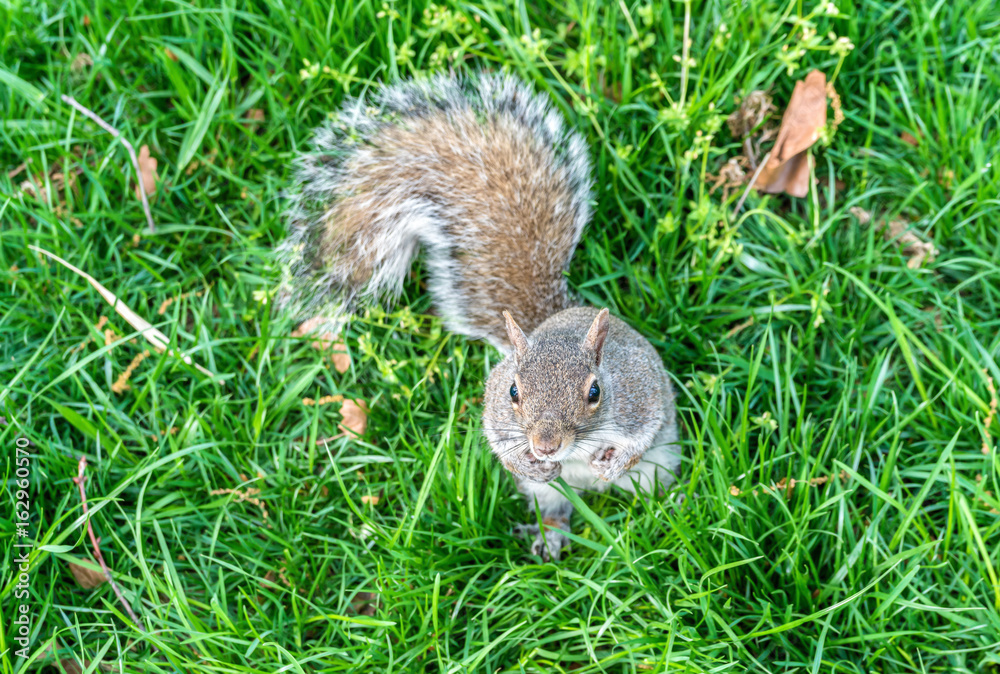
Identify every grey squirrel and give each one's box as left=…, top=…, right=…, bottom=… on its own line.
left=279, top=72, right=681, bottom=561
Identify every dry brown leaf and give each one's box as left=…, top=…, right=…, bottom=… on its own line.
left=885, top=218, right=938, bottom=269
left=210, top=487, right=269, bottom=522
left=361, top=494, right=380, bottom=505
left=457, top=396, right=483, bottom=417
left=70, top=53, right=93, bottom=73
left=164, top=47, right=178, bottom=62
left=292, top=317, right=352, bottom=372
left=817, top=176, right=846, bottom=193
left=850, top=210, right=937, bottom=268
left=291, top=316, right=327, bottom=337
left=729, top=470, right=850, bottom=499
left=727, top=90, right=774, bottom=139
left=757, top=70, right=828, bottom=198
left=938, top=168, right=955, bottom=190
left=339, top=399, right=369, bottom=437
left=134, top=145, right=158, bottom=202
left=330, top=343, right=351, bottom=373
left=20, top=178, right=45, bottom=202
left=849, top=206, right=872, bottom=225
left=350, top=591, right=379, bottom=616
left=900, top=131, right=920, bottom=147
left=29, top=246, right=220, bottom=382
left=68, top=561, right=107, bottom=589
left=245, top=109, right=265, bottom=130
left=706, top=158, right=747, bottom=201
left=727, top=90, right=776, bottom=169
left=55, top=659, right=85, bottom=674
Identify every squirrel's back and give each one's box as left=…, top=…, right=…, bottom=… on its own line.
left=278, top=73, right=593, bottom=349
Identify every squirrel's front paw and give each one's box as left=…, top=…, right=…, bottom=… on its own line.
left=503, top=450, right=561, bottom=483
left=515, top=522, right=569, bottom=562
left=590, top=446, right=643, bottom=482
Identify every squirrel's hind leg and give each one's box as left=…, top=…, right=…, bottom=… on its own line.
left=515, top=481, right=574, bottom=562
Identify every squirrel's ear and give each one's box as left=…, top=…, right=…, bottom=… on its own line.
left=583, top=308, right=610, bottom=366
left=503, top=310, right=530, bottom=359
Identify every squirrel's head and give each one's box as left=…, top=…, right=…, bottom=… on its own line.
left=495, top=308, right=610, bottom=464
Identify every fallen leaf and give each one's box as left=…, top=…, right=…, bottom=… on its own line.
left=938, top=167, right=955, bottom=190
left=816, top=175, right=846, bottom=193
left=727, top=90, right=776, bottom=169
left=361, top=494, right=379, bottom=505
left=291, top=316, right=328, bottom=337
left=850, top=210, right=938, bottom=269
left=70, top=53, right=93, bottom=73
left=134, top=145, right=158, bottom=201
left=210, top=487, right=269, bottom=522
left=56, top=659, right=85, bottom=674
left=457, top=396, right=483, bottom=417
left=756, top=70, right=828, bottom=198
left=339, top=399, right=369, bottom=437
left=245, top=108, right=265, bottom=130
left=331, top=343, right=351, bottom=373
left=849, top=206, right=871, bottom=225
left=164, top=47, right=178, bottom=62
left=706, top=158, right=747, bottom=201
left=727, top=90, right=774, bottom=139
left=292, top=317, right=351, bottom=372
left=900, top=131, right=920, bottom=147
left=885, top=218, right=937, bottom=269
left=350, top=591, right=379, bottom=616
left=20, top=178, right=46, bottom=202
left=68, top=561, right=107, bottom=589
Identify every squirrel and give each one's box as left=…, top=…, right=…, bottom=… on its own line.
left=279, top=72, right=681, bottom=561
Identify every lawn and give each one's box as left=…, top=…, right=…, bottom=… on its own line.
left=2, top=0, right=1000, bottom=671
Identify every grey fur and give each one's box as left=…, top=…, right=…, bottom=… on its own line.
left=279, top=73, right=680, bottom=561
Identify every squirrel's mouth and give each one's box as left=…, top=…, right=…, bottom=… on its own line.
left=529, top=438, right=574, bottom=463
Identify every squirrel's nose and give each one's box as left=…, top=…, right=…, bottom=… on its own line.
left=530, top=432, right=563, bottom=457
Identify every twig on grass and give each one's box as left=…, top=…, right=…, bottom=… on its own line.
left=733, top=150, right=771, bottom=216
left=61, top=94, right=157, bottom=233
left=73, top=456, right=148, bottom=634
left=29, top=245, right=221, bottom=384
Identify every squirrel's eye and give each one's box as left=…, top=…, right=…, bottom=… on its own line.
left=510, top=383, right=519, bottom=403
left=588, top=382, right=600, bottom=404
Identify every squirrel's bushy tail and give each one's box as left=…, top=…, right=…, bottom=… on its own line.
left=278, top=72, right=592, bottom=350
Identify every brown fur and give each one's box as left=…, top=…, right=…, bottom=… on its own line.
left=326, top=110, right=578, bottom=344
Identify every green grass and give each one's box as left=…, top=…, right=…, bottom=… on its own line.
left=2, top=0, right=1000, bottom=671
